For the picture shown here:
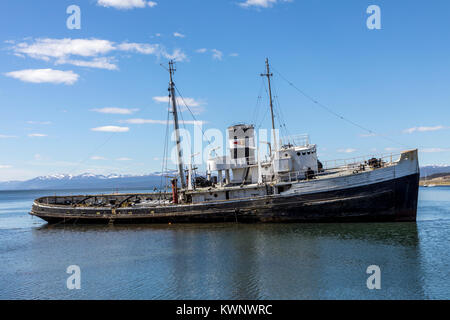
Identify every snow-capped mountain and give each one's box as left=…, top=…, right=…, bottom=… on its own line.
left=1, top=166, right=445, bottom=190
left=0, top=172, right=177, bottom=191
left=33, top=173, right=136, bottom=180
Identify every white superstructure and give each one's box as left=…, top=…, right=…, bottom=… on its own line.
left=207, top=124, right=319, bottom=186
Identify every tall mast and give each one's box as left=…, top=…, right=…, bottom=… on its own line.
left=168, top=60, right=186, bottom=189
left=261, top=58, right=278, bottom=153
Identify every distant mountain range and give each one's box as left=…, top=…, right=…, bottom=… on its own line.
left=0, top=166, right=448, bottom=191
left=0, top=172, right=175, bottom=191
left=420, top=165, right=450, bottom=178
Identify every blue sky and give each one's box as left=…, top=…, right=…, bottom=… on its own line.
left=1, top=0, right=450, bottom=181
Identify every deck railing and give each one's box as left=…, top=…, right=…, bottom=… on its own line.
left=280, top=134, right=310, bottom=147
left=269, top=152, right=402, bottom=183
left=321, top=152, right=400, bottom=170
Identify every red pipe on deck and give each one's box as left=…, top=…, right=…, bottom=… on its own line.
left=171, top=179, right=178, bottom=204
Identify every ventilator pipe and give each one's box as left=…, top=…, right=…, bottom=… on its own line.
left=171, top=178, right=178, bottom=204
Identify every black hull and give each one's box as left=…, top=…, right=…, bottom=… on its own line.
left=31, top=173, right=419, bottom=224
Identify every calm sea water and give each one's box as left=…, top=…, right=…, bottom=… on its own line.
left=0, top=187, right=449, bottom=300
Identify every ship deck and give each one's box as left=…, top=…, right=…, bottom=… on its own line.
left=32, top=153, right=400, bottom=210
left=29, top=150, right=419, bottom=224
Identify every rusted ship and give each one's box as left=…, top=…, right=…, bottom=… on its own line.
left=30, top=59, right=420, bottom=224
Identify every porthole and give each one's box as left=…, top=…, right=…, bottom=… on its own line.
left=214, top=194, right=218, bottom=197
left=297, top=152, right=301, bottom=156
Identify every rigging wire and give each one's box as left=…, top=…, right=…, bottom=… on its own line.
left=256, top=77, right=271, bottom=131
left=174, top=85, right=214, bottom=150
left=251, top=78, right=265, bottom=126
left=271, top=78, right=292, bottom=144
left=273, top=100, right=289, bottom=143
left=55, top=65, right=173, bottom=193
left=177, top=97, right=192, bottom=153
left=55, top=132, right=118, bottom=192
left=174, top=84, right=217, bottom=183
left=159, top=100, right=171, bottom=193
left=270, top=65, right=410, bottom=149
left=258, top=66, right=285, bottom=137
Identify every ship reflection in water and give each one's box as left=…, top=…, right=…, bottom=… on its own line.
left=0, top=221, right=439, bottom=299
left=1, top=187, right=449, bottom=299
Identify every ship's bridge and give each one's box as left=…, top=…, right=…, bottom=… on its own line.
left=207, top=124, right=319, bottom=185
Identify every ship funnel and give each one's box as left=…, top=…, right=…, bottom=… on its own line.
left=227, top=124, right=255, bottom=165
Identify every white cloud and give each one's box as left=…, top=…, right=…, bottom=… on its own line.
left=116, top=157, right=132, bottom=161
left=91, top=156, right=107, bottom=160
left=5, top=69, right=79, bottom=85
left=0, top=165, right=12, bottom=169
left=11, top=38, right=116, bottom=69
left=98, top=0, right=157, bottom=9
left=403, top=125, right=445, bottom=134
left=122, top=119, right=167, bottom=124
left=421, top=148, right=450, bottom=153
left=118, top=42, right=187, bottom=61
left=27, top=121, right=51, bottom=125
left=153, top=96, right=205, bottom=114
left=173, top=32, right=185, bottom=38
left=153, top=96, right=201, bottom=107
left=163, top=48, right=187, bottom=62
left=239, top=0, right=291, bottom=8
left=121, top=118, right=204, bottom=125
left=56, top=57, right=118, bottom=70
left=13, top=38, right=115, bottom=61
left=337, top=148, right=356, bottom=153
left=28, top=133, right=48, bottom=137
left=178, top=104, right=205, bottom=114
left=10, top=38, right=187, bottom=68
left=240, top=0, right=276, bottom=7
left=91, top=126, right=130, bottom=132
left=91, top=107, right=139, bottom=115
left=31, top=154, right=56, bottom=163
left=117, top=42, right=159, bottom=54
left=0, top=134, right=17, bottom=138
left=196, top=48, right=234, bottom=59
left=211, top=49, right=223, bottom=60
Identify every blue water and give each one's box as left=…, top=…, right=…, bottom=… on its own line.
left=0, top=187, right=449, bottom=299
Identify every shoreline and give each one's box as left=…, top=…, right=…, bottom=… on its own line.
left=419, top=182, right=450, bottom=186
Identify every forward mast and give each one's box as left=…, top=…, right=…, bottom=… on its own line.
left=168, top=60, right=186, bottom=189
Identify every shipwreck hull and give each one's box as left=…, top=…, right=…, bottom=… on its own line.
left=30, top=172, right=419, bottom=224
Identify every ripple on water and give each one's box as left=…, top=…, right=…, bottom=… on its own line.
left=0, top=188, right=449, bottom=299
